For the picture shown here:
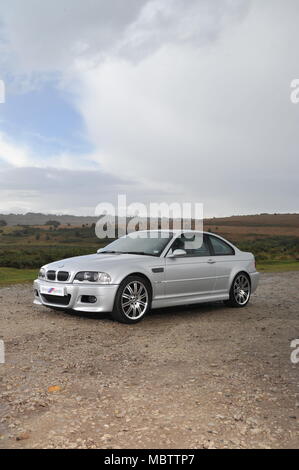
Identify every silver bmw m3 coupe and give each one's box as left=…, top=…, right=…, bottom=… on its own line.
left=33, top=230, right=260, bottom=324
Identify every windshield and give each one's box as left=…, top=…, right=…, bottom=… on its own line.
left=98, top=231, right=173, bottom=257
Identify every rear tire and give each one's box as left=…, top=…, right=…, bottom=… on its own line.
left=225, top=272, right=251, bottom=308
left=111, top=275, right=151, bottom=324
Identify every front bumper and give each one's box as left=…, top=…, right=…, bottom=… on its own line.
left=33, top=279, right=119, bottom=313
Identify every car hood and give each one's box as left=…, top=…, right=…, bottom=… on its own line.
left=44, top=252, right=157, bottom=272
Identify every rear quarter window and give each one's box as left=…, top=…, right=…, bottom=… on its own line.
left=209, top=236, right=235, bottom=256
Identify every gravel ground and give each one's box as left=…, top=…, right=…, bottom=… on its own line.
left=0, top=272, right=298, bottom=449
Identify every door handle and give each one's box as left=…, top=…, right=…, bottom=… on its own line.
left=207, top=259, right=216, bottom=264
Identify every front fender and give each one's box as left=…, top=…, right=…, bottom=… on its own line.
left=112, top=262, right=165, bottom=299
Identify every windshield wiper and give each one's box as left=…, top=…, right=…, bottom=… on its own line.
left=121, top=251, right=155, bottom=256
left=98, top=250, right=157, bottom=256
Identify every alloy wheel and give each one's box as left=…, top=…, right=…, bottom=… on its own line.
left=121, top=280, right=149, bottom=320
left=233, top=274, right=250, bottom=305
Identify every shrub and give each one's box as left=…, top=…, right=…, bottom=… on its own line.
left=45, top=220, right=61, bottom=228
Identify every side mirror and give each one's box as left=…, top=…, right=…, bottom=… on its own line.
left=168, top=249, right=187, bottom=258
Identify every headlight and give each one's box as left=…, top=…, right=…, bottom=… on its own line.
left=74, top=271, right=111, bottom=284
left=38, top=268, right=46, bottom=279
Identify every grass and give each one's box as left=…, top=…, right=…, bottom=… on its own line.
left=1, top=220, right=298, bottom=282
left=0, top=260, right=299, bottom=287
left=0, top=267, right=38, bottom=286
left=257, top=260, right=299, bottom=272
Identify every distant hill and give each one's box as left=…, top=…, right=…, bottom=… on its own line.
left=0, top=212, right=298, bottom=230
left=0, top=212, right=298, bottom=269
left=0, top=213, right=99, bottom=226
left=204, top=213, right=299, bottom=240
left=204, top=213, right=299, bottom=227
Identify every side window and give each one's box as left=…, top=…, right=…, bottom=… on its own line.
left=171, top=233, right=211, bottom=257
left=209, top=236, right=235, bottom=256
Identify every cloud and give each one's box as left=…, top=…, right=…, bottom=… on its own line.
left=0, top=0, right=249, bottom=74
left=0, top=0, right=299, bottom=216
left=74, top=0, right=299, bottom=215
left=0, top=132, right=31, bottom=167
left=0, top=140, right=175, bottom=214
left=118, top=0, right=249, bottom=60
left=0, top=131, right=94, bottom=170
left=0, top=164, right=140, bottom=214
left=0, top=0, right=143, bottom=73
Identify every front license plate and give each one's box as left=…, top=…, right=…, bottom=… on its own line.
left=40, top=285, right=65, bottom=296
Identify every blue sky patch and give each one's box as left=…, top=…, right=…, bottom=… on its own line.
left=0, top=79, right=93, bottom=158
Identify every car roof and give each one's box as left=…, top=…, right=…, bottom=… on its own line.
left=129, top=229, right=210, bottom=235
left=129, top=229, right=238, bottom=250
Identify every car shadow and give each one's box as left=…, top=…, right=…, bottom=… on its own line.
left=44, top=306, right=111, bottom=321
left=149, top=300, right=226, bottom=318
left=50, top=300, right=227, bottom=322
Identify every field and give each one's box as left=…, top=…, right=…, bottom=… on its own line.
left=0, top=268, right=38, bottom=286
left=0, top=272, right=298, bottom=448
left=0, top=213, right=298, bottom=284
left=0, top=215, right=298, bottom=449
left=256, top=260, right=299, bottom=272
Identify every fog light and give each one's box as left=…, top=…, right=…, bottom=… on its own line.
left=81, top=295, right=97, bottom=304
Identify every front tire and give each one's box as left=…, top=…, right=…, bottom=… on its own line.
left=225, top=272, right=251, bottom=308
left=111, top=276, right=151, bottom=324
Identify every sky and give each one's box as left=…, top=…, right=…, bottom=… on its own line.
left=0, top=0, right=298, bottom=217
